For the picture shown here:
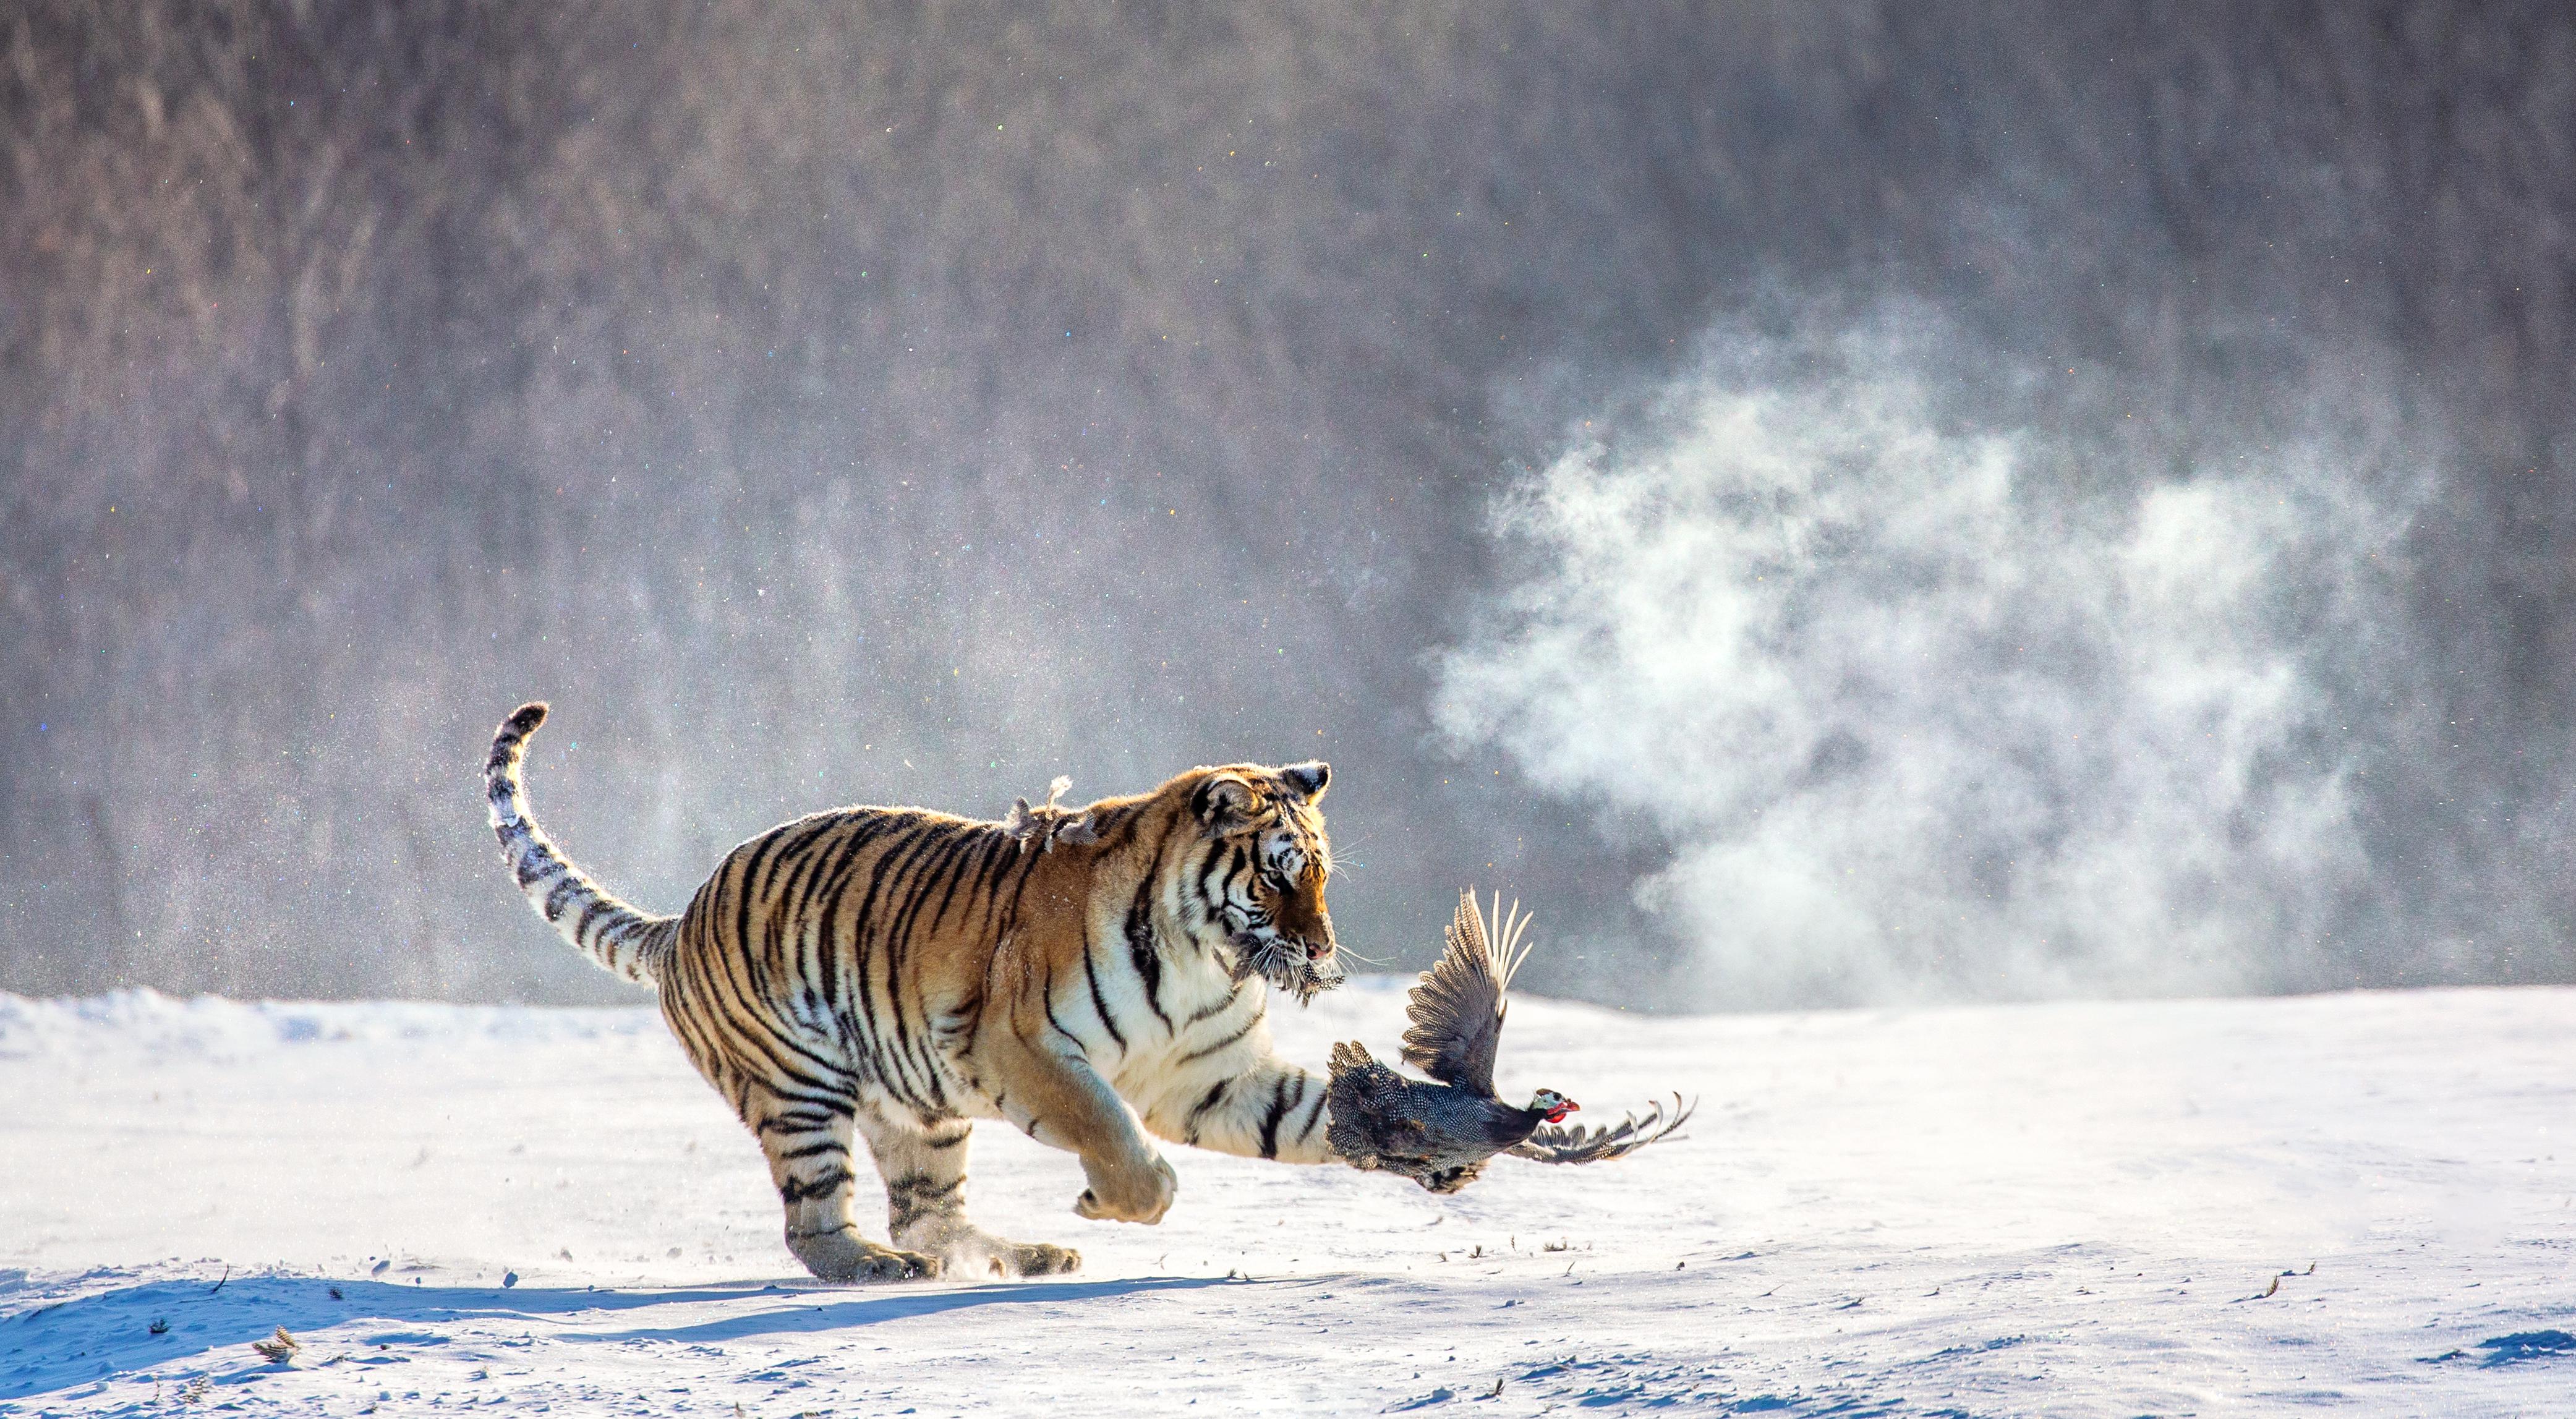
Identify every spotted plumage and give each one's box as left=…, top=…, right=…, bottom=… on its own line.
left=1329, top=890, right=1695, bottom=1192
left=486, top=701, right=1346, bottom=1282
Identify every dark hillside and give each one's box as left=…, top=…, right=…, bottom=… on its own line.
left=5, top=4, right=2570, bottom=1005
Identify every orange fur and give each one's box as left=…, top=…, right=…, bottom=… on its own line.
left=488, top=702, right=1344, bottom=1281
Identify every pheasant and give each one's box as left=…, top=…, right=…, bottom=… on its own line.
left=1328, top=890, right=1693, bottom=1193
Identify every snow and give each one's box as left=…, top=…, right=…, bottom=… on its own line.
left=4, top=981, right=2570, bottom=1415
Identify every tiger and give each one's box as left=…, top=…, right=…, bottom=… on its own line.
left=482, top=701, right=1347, bottom=1282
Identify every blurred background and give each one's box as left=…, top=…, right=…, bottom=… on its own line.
left=4, top=2, right=2572, bottom=1010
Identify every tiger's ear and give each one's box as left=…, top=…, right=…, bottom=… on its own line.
left=1279, top=761, right=1330, bottom=803
left=1193, top=772, right=1260, bottom=831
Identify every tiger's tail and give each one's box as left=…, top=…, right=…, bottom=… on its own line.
left=484, top=702, right=676, bottom=985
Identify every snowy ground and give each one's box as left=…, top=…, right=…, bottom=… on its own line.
left=2, top=980, right=2570, bottom=1417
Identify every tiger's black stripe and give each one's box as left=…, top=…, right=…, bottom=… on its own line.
left=1081, top=929, right=1130, bottom=1055
left=1041, top=959, right=1086, bottom=1051
left=1184, top=1079, right=1230, bottom=1144
left=1125, top=876, right=1171, bottom=1030
left=485, top=703, right=1349, bottom=1284
left=1176, top=1013, right=1259, bottom=1065
left=1258, top=1075, right=1298, bottom=1159
left=1186, top=982, right=1245, bottom=1027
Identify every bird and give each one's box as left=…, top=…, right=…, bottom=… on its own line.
left=1327, top=889, right=1694, bottom=1193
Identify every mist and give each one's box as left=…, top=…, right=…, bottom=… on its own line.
left=6, top=3, right=2574, bottom=1010
left=1441, top=315, right=2445, bottom=1007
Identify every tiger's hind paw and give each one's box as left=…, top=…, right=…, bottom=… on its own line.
left=787, top=1224, right=942, bottom=1284
left=857, top=1247, right=942, bottom=1282
left=899, top=1222, right=1081, bottom=1279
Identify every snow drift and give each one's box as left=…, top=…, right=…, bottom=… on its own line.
left=6, top=981, right=2569, bottom=1415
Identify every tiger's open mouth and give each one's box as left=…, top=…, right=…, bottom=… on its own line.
left=1227, top=931, right=1345, bottom=1005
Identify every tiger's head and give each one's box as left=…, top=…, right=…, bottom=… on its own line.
left=1182, top=761, right=1342, bottom=1004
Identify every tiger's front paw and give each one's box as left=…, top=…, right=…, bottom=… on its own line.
left=1074, top=1153, right=1177, bottom=1224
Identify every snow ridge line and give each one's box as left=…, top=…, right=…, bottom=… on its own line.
left=484, top=702, right=676, bottom=986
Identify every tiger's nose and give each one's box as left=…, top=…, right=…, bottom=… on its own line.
left=1305, top=939, right=1333, bottom=961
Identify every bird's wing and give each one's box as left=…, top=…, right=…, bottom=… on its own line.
left=1327, top=1041, right=1439, bottom=1169
left=1400, top=888, right=1533, bottom=1094
left=1508, top=1094, right=1696, bottom=1165
left=1328, top=1039, right=1383, bottom=1083
left=1328, top=1041, right=1422, bottom=1126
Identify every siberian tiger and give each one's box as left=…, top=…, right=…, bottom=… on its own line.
left=483, top=702, right=1346, bottom=1282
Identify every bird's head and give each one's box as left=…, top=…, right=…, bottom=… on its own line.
left=1529, top=1088, right=1578, bottom=1125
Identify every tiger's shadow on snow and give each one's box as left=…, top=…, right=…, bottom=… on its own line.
left=2, top=1272, right=1246, bottom=1399
left=570, top=1273, right=1262, bottom=1344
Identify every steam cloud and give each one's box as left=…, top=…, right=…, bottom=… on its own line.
left=1439, top=323, right=2434, bottom=1007
left=11, top=7, right=2575, bottom=1006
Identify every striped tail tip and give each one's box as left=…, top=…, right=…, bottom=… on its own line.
left=486, top=701, right=552, bottom=825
